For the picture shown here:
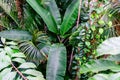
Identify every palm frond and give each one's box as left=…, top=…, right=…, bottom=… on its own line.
left=18, top=32, right=51, bottom=65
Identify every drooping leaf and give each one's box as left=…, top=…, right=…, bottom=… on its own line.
left=80, top=60, right=120, bottom=74
left=6, top=41, right=17, bottom=46
left=18, top=62, right=37, bottom=69
left=0, top=52, right=11, bottom=70
left=46, top=44, right=67, bottom=80
left=11, top=53, right=26, bottom=58
left=0, top=62, right=10, bottom=71
left=4, top=46, right=14, bottom=56
left=97, top=37, right=120, bottom=57
left=88, top=73, right=120, bottom=80
left=109, top=73, right=120, bottom=80
left=0, top=68, right=12, bottom=80
left=26, top=0, right=58, bottom=33
left=88, top=74, right=109, bottom=80
left=43, top=0, right=61, bottom=25
left=0, top=41, right=45, bottom=80
left=60, top=0, right=79, bottom=35
left=12, top=58, right=26, bottom=64
left=27, top=76, right=45, bottom=80
left=22, top=69, right=45, bottom=80
left=22, top=69, right=43, bottom=77
left=0, top=30, right=32, bottom=41
left=2, top=72, right=17, bottom=80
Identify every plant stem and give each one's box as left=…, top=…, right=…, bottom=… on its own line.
left=57, top=35, right=64, bottom=43
left=68, top=48, right=74, bottom=71
left=11, top=62, right=28, bottom=80
left=76, top=0, right=82, bottom=28
left=44, top=24, right=47, bottom=33
left=57, top=35, right=61, bottom=42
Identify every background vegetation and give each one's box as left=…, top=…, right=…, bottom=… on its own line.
left=0, top=0, right=120, bottom=80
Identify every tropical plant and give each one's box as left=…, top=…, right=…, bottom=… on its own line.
left=80, top=37, right=120, bottom=80
left=0, top=38, right=45, bottom=80
left=1, top=0, right=120, bottom=80
left=0, top=0, right=80, bottom=80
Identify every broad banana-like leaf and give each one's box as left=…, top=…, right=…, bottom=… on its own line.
left=88, top=74, right=108, bottom=80
left=109, top=73, right=120, bottom=80
left=46, top=44, right=66, bottom=80
left=26, top=0, right=58, bottom=34
left=43, top=0, right=61, bottom=25
left=0, top=30, right=32, bottom=41
left=97, top=37, right=120, bottom=57
left=60, top=0, right=79, bottom=35
left=88, top=73, right=120, bottom=80
left=80, top=60, right=120, bottom=73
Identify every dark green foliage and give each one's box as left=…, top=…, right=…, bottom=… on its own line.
left=0, top=0, right=120, bottom=80
left=0, top=38, right=45, bottom=80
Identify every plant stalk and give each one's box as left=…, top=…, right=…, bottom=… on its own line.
left=76, top=0, right=82, bottom=28
left=11, top=62, right=28, bottom=80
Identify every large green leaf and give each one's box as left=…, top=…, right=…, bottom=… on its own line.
left=60, top=0, right=79, bottom=35
left=2, top=72, right=17, bottom=80
left=80, top=60, right=120, bottom=74
left=0, top=30, right=32, bottom=41
left=46, top=44, right=67, bottom=80
left=43, top=0, right=61, bottom=25
left=18, top=62, right=36, bottom=69
left=0, top=68, right=12, bottom=80
left=26, top=0, right=58, bottom=33
left=22, top=69, right=45, bottom=80
left=88, top=74, right=108, bottom=80
left=0, top=51, right=11, bottom=70
left=88, top=73, right=120, bottom=80
left=97, top=37, right=120, bottom=57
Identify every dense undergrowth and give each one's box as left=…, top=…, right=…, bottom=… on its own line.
left=0, top=0, right=120, bottom=80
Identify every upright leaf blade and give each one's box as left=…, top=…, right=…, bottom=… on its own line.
left=46, top=44, right=66, bottom=80
left=43, top=0, right=61, bottom=25
left=26, top=0, right=58, bottom=33
left=0, top=30, right=32, bottom=41
left=60, top=0, right=79, bottom=35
